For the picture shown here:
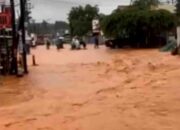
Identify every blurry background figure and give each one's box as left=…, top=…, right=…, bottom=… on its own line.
left=56, top=36, right=64, bottom=51
left=31, top=33, right=37, bottom=48
left=45, top=37, right=51, bottom=50
left=75, top=36, right=80, bottom=49
left=25, top=31, right=31, bottom=54
left=92, top=18, right=100, bottom=49
left=94, top=35, right=99, bottom=49
left=71, top=36, right=76, bottom=50
left=71, top=36, right=80, bottom=50
left=80, top=37, right=87, bottom=49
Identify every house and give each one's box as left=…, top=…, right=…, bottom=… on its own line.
left=117, top=5, right=129, bottom=10
left=153, top=3, right=176, bottom=13
left=117, top=3, right=176, bottom=13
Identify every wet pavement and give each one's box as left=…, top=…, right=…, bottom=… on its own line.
left=1, top=45, right=180, bottom=130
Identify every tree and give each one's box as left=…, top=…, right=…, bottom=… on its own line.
left=68, top=5, right=99, bottom=36
left=101, top=8, right=176, bottom=48
left=132, top=0, right=159, bottom=10
left=99, top=13, right=106, bottom=21
left=176, top=0, right=180, bottom=24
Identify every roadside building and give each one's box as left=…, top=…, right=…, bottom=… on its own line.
left=0, top=5, right=13, bottom=74
left=153, top=3, right=176, bottom=13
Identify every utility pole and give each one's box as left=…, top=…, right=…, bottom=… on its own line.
left=10, top=0, right=18, bottom=75
left=20, top=0, right=28, bottom=74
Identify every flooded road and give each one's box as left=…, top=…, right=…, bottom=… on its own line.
left=1, top=45, right=180, bottom=130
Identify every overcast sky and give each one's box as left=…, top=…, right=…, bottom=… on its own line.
left=2, top=0, right=168, bottom=23
left=30, top=0, right=131, bottom=23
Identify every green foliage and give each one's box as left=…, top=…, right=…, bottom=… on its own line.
left=68, top=5, right=99, bottom=36
left=132, top=0, right=159, bottom=10
left=176, top=0, right=180, bottom=16
left=101, top=8, right=176, bottom=47
left=176, top=0, right=180, bottom=25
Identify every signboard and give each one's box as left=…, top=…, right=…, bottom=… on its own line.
left=92, top=19, right=100, bottom=33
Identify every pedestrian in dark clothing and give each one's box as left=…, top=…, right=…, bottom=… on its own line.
left=46, top=40, right=50, bottom=50
left=56, top=38, right=64, bottom=51
left=80, top=41, right=86, bottom=49
left=94, top=36, right=99, bottom=49
left=80, top=38, right=87, bottom=49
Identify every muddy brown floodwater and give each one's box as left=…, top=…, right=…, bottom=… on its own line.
left=1, top=45, right=180, bottom=130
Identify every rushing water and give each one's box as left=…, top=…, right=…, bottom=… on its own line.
left=0, top=45, right=180, bottom=130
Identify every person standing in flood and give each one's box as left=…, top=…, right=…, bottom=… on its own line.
left=75, top=36, right=80, bottom=50
left=45, top=38, right=51, bottom=50
left=80, top=37, right=87, bottom=49
left=56, top=37, right=64, bottom=51
left=71, top=36, right=76, bottom=50
left=94, top=35, right=99, bottom=49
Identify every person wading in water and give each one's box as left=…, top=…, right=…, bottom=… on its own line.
left=94, top=35, right=99, bottom=49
